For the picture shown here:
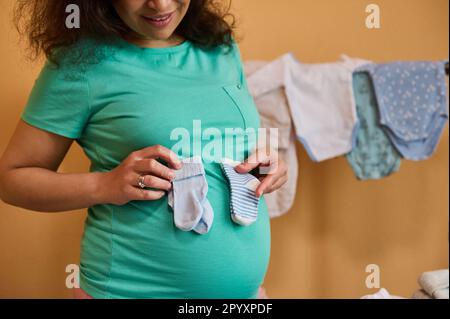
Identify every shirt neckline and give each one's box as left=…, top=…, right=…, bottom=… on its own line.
left=113, top=34, right=192, bottom=55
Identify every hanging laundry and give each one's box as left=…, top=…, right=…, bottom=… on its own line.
left=357, top=61, right=449, bottom=161
left=244, top=60, right=298, bottom=218
left=247, top=53, right=371, bottom=162
left=346, top=71, right=402, bottom=180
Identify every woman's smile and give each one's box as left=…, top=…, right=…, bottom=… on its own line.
left=112, top=0, right=191, bottom=46
left=141, top=11, right=175, bottom=28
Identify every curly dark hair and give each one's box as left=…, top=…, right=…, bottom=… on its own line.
left=14, top=0, right=236, bottom=65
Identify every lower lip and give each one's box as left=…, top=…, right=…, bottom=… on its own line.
left=142, top=13, right=174, bottom=28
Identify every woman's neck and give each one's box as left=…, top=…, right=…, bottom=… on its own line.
left=123, top=32, right=185, bottom=49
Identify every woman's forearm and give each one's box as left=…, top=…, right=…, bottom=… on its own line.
left=0, top=167, right=108, bottom=212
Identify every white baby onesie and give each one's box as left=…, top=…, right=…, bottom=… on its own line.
left=247, top=53, right=371, bottom=162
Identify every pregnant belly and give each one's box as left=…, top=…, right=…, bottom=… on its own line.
left=79, top=170, right=271, bottom=299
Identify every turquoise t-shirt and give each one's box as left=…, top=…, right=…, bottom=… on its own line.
left=21, top=36, right=271, bottom=299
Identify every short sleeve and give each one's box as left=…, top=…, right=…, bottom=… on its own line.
left=246, top=54, right=290, bottom=98
left=21, top=61, right=91, bottom=139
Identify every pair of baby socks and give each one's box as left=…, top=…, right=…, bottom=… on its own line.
left=168, top=157, right=262, bottom=233
left=167, top=157, right=214, bottom=234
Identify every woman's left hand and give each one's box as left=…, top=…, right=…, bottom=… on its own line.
left=235, top=147, right=288, bottom=197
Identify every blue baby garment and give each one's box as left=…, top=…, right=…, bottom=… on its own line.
left=357, top=61, right=449, bottom=160
left=220, top=158, right=261, bottom=226
left=347, top=72, right=402, bottom=180
left=168, top=156, right=214, bottom=234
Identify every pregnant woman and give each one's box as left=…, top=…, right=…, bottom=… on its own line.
left=0, top=0, right=287, bottom=298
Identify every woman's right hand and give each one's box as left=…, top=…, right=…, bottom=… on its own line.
left=97, top=145, right=182, bottom=206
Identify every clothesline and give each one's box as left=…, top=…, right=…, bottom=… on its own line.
left=246, top=55, right=449, bottom=183
left=243, top=55, right=449, bottom=217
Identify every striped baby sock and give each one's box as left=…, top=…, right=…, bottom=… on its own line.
left=168, top=156, right=214, bottom=234
left=220, top=158, right=261, bottom=226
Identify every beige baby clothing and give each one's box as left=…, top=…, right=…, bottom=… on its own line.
left=244, top=61, right=298, bottom=218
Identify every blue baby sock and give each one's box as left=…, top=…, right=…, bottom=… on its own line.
left=168, top=156, right=214, bottom=234
left=220, top=158, right=261, bottom=226
left=191, top=200, right=214, bottom=235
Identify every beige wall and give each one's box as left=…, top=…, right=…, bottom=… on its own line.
left=0, top=0, right=448, bottom=298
